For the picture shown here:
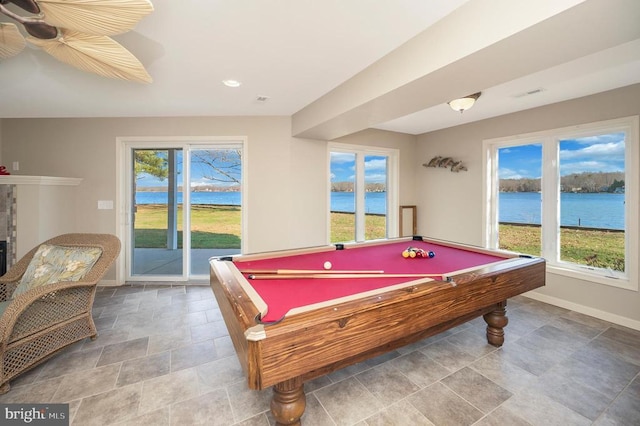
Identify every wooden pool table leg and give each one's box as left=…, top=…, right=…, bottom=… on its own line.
left=483, top=301, right=508, bottom=346
left=272, top=377, right=306, bottom=426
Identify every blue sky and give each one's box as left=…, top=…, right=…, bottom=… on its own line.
left=330, top=153, right=387, bottom=183
left=498, top=132, right=625, bottom=179
left=136, top=149, right=242, bottom=187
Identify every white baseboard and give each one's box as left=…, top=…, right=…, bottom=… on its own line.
left=97, top=279, right=119, bottom=287
left=524, top=291, right=640, bottom=331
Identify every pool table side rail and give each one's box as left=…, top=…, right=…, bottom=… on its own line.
left=209, top=260, right=266, bottom=380
left=211, top=255, right=545, bottom=390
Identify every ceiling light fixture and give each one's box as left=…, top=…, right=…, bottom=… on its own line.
left=448, top=92, right=481, bottom=113
left=0, top=0, right=154, bottom=83
left=222, top=79, right=242, bottom=88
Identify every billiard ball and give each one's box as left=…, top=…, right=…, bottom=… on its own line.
left=323, top=261, right=332, bottom=270
left=428, top=251, right=435, bottom=258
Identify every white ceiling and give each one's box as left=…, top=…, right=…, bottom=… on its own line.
left=1, top=0, right=639, bottom=136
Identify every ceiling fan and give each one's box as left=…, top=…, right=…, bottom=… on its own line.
left=0, top=0, right=154, bottom=83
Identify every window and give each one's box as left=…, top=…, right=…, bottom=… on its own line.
left=328, top=143, right=399, bottom=243
left=484, top=117, right=638, bottom=289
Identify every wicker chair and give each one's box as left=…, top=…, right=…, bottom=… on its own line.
left=0, top=233, right=120, bottom=394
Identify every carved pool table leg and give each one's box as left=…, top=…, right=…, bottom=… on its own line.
left=272, top=377, right=306, bottom=426
left=483, top=301, right=508, bottom=346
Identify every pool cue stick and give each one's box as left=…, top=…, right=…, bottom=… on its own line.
left=247, top=273, right=444, bottom=280
left=240, top=269, right=385, bottom=275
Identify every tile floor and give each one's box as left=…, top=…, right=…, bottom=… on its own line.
left=1, top=284, right=638, bottom=426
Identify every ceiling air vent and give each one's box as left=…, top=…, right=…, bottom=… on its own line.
left=513, top=88, right=545, bottom=98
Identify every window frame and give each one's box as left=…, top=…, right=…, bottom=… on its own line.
left=328, top=142, right=399, bottom=243
left=483, top=116, right=638, bottom=291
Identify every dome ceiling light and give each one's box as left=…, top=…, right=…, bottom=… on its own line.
left=448, top=92, right=481, bottom=113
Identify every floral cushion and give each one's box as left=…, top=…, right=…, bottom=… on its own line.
left=12, top=244, right=103, bottom=298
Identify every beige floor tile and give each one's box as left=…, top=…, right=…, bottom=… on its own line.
left=441, top=367, right=513, bottom=413
left=72, top=383, right=143, bottom=425
left=170, top=340, right=218, bottom=372
left=96, top=337, right=149, bottom=367
left=138, top=368, right=200, bottom=414
left=53, top=363, right=121, bottom=402
left=407, top=382, right=484, bottom=426
left=469, top=351, right=538, bottom=393
left=420, top=339, right=477, bottom=371
left=314, top=377, right=385, bottom=426
left=170, top=389, right=234, bottom=425
left=356, top=362, right=420, bottom=406
left=501, top=387, right=591, bottom=426
left=364, top=399, right=435, bottom=425
left=226, top=380, right=272, bottom=424
left=37, top=347, right=103, bottom=381
left=390, top=350, right=451, bottom=388
left=117, top=351, right=171, bottom=387
left=147, top=326, right=192, bottom=354
left=113, top=407, right=170, bottom=426
left=196, top=355, right=245, bottom=393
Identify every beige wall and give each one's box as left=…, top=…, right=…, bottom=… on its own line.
left=0, top=116, right=418, bottom=280
left=415, top=83, right=640, bottom=328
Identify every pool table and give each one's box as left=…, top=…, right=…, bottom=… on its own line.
left=209, top=237, right=545, bottom=425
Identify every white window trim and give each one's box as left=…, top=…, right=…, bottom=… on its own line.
left=327, top=142, right=399, bottom=243
left=482, top=116, right=638, bottom=291
left=116, top=136, right=248, bottom=284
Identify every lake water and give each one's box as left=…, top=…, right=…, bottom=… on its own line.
left=499, top=192, right=624, bottom=230
left=136, top=191, right=624, bottom=230
left=136, top=191, right=388, bottom=214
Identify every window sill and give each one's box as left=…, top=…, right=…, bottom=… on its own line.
left=547, top=264, right=637, bottom=292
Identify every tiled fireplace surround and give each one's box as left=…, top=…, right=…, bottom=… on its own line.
left=0, top=184, right=16, bottom=272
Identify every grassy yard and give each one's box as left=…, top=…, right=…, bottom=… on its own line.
left=134, top=205, right=624, bottom=271
left=499, top=224, right=624, bottom=271
left=134, top=204, right=241, bottom=249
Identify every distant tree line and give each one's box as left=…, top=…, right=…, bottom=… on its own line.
left=332, top=182, right=386, bottom=192
left=138, top=185, right=241, bottom=192
left=500, top=171, right=624, bottom=193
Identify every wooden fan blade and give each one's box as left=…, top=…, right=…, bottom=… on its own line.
left=37, top=0, right=154, bottom=36
left=26, top=30, right=152, bottom=83
left=4, top=0, right=40, bottom=14
left=0, top=22, right=26, bottom=59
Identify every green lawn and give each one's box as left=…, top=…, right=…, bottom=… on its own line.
left=499, top=224, right=624, bottom=271
left=134, top=204, right=241, bottom=249
left=134, top=205, right=624, bottom=271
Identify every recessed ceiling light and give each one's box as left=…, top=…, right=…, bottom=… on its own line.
left=222, top=79, right=242, bottom=88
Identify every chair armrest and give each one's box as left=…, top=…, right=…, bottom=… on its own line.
left=0, top=280, right=98, bottom=345
left=0, top=280, right=19, bottom=303
left=0, top=249, right=33, bottom=285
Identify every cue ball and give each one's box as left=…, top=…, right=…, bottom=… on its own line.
left=323, top=261, right=332, bottom=270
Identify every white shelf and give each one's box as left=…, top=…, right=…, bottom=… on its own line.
left=0, top=175, right=82, bottom=186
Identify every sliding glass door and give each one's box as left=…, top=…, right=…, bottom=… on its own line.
left=127, top=141, right=243, bottom=281
left=188, top=148, right=242, bottom=275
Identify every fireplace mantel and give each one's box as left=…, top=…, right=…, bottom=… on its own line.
left=0, top=175, right=83, bottom=186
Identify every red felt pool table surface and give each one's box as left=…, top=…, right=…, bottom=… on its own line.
left=233, top=239, right=507, bottom=322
